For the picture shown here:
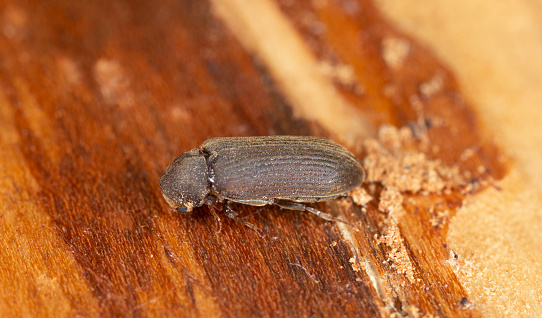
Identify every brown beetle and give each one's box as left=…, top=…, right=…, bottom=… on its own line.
left=160, top=136, right=365, bottom=229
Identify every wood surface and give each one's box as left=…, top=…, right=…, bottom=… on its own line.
left=0, top=0, right=538, bottom=317
left=375, top=1, right=542, bottom=317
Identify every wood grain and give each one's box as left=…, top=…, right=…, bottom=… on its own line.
left=0, top=0, right=516, bottom=317
left=375, top=1, right=542, bottom=316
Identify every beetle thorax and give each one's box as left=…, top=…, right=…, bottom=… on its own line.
left=159, top=149, right=211, bottom=211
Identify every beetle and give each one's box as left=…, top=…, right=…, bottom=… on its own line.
left=159, top=136, right=365, bottom=230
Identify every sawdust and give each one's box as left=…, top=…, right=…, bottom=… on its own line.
left=360, top=124, right=478, bottom=290
left=377, top=218, right=416, bottom=284
left=381, top=37, right=410, bottom=69
left=348, top=187, right=372, bottom=206
left=363, top=125, right=469, bottom=195
left=378, top=186, right=405, bottom=217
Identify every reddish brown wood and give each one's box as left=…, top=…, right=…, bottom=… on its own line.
left=0, top=0, right=505, bottom=317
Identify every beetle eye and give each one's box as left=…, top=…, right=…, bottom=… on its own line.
left=176, top=206, right=189, bottom=213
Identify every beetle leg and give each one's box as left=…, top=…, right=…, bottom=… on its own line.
left=224, top=202, right=266, bottom=237
left=208, top=203, right=222, bottom=234
left=272, top=199, right=353, bottom=226
left=204, top=194, right=225, bottom=234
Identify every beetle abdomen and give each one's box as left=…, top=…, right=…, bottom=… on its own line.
left=202, top=136, right=364, bottom=203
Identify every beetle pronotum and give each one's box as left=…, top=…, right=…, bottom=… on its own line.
left=160, top=136, right=365, bottom=231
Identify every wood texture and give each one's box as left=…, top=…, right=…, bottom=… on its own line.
left=0, top=0, right=527, bottom=317
left=375, top=1, right=542, bottom=316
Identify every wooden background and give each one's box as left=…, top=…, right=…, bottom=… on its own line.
left=1, top=0, right=540, bottom=317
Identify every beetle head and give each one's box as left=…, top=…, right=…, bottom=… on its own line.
left=159, top=149, right=211, bottom=213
